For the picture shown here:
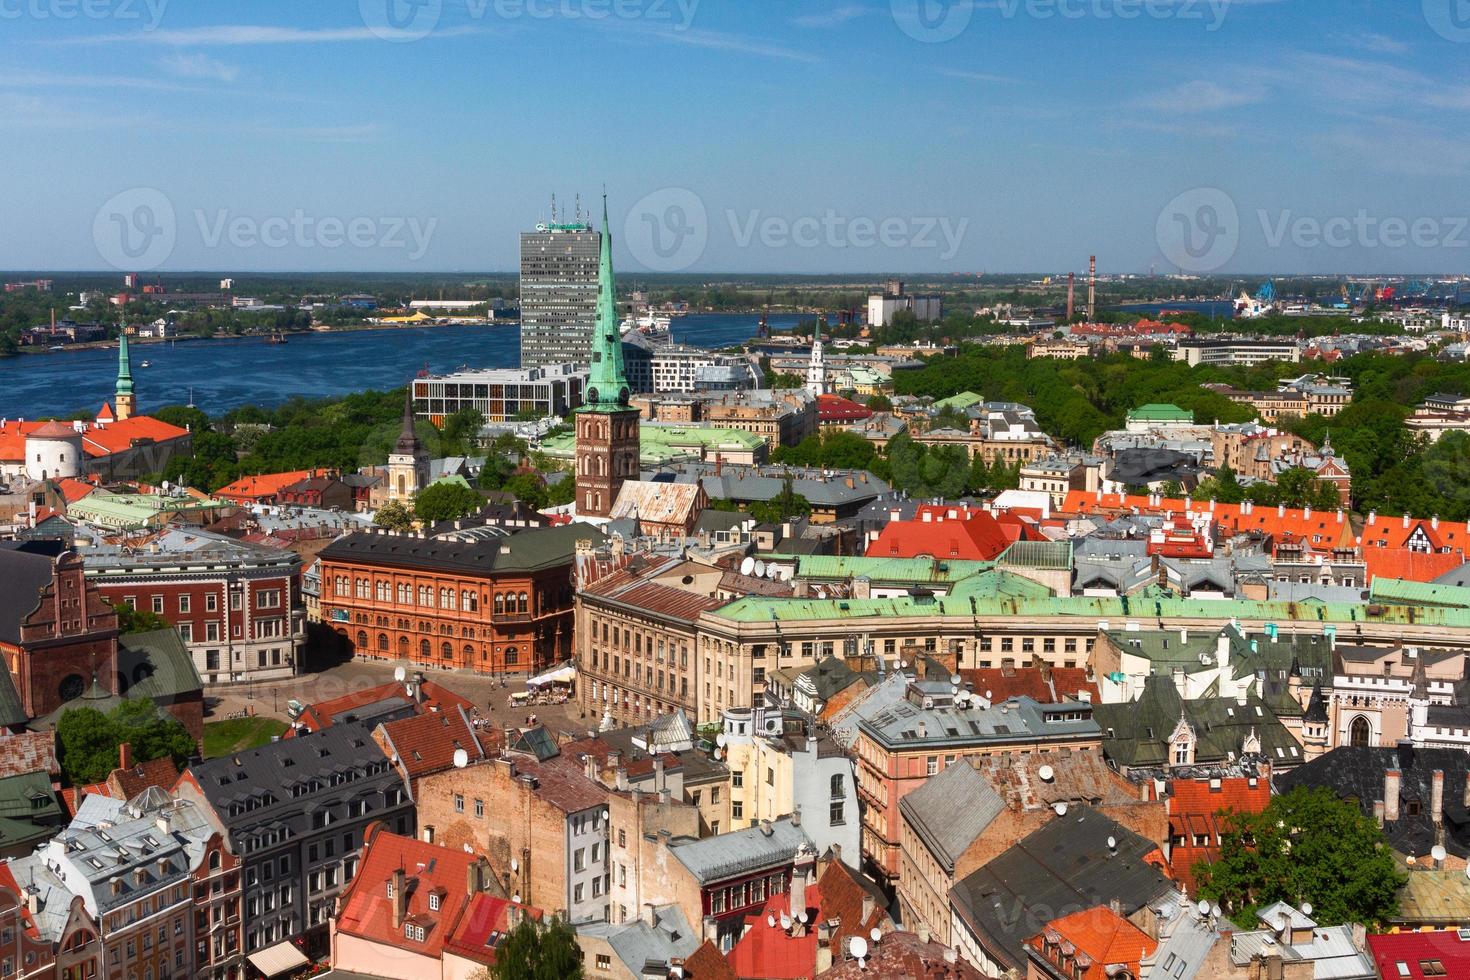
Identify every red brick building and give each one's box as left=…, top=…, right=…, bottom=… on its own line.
left=191, top=827, right=244, bottom=980
left=1156, top=775, right=1271, bottom=891
left=83, top=531, right=304, bottom=686
left=318, top=524, right=600, bottom=676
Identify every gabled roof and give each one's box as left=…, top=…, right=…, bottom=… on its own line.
left=670, top=816, right=812, bottom=884
left=291, top=679, right=474, bottom=735
left=1368, top=931, right=1470, bottom=980
left=1092, top=675, right=1301, bottom=770
left=1025, top=906, right=1157, bottom=980
left=377, top=706, right=486, bottom=781
left=867, top=510, right=1014, bottom=561
left=214, top=470, right=316, bottom=502
left=898, top=761, right=1005, bottom=871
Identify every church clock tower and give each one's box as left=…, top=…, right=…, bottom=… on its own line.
left=575, top=195, right=640, bottom=519
left=114, top=328, right=136, bottom=421
left=386, top=388, right=429, bottom=503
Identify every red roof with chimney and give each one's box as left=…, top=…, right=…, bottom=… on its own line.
left=335, top=826, right=540, bottom=963
left=376, top=706, right=489, bottom=780
left=1024, top=906, right=1157, bottom=980
left=726, top=861, right=887, bottom=980
left=959, top=667, right=1100, bottom=706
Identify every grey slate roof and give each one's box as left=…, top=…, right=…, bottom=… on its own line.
left=579, top=905, right=699, bottom=977
left=669, top=816, right=812, bottom=884
left=949, top=806, right=1176, bottom=972
left=319, top=522, right=604, bottom=576
left=0, top=545, right=55, bottom=645
left=898, top=760, right=1005, bottom=872
left=857, top=692, right=1100, bottom=752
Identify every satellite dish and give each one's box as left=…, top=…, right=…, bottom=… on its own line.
left=1301, top=902, right=1313, bottom=916
left=797, top=910, right=808, bottom=924
left=984, top=690, right=993, bottom=700
left=767, top=914, right=776, bottom=928
left=849, top=936, right=868, bottom=959
left=950, top=674, right=963, bottom=686
left=780, top=914, right=792, bottom=930
left=453, top=748, right=469, bottom=769
left=1037, top=764, right=1055, bottom=782
left=870, top=928, right=882, bottom=944
left=1054, top=802, right=1068, bottom=817
left=394, top=666, right=407, bottom=682
left=768, top=564, right=780, bottom=580
left=510, top=858, right=519, bottom=872
left=512, top=894, right=521, bottom=903
left=1211, top=904, right=1222, bottom=918
left=1433, top=845, right=1448, bottom=862
left=755, top=560, right=767, bottom=578
left=741, top=556, right=755, bottom=576
left=1197, top=899, right=1211, bottom=916
left=716, top=733, right=727, bottom=748
left=1107, top=836, right=1117, bottom=850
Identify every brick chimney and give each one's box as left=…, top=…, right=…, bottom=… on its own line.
left=118, top=742, right=132, bottom=771
left=1432, top=769, right=1445, bottom=845
left=1384, top=769, right=1401, bottom=823
left=391, top=868, right=407, bottom=929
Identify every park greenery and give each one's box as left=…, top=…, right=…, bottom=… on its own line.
left=56, top=698, right=197, bottom=785
left=1195, top=786, right=1405, bottom=929
left=108, top=600, right=170, bottom=635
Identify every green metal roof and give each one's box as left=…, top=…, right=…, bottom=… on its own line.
left=1368, top=577, right=1470, bottom=608
left=785, top=555, right=995, bottom=585
left=541, top=423, right=764, bottom=466
left=998, top=540, right=1073, bottom=570
left=67, top=492, right=226, bottom=530
left=933, top=391, right=982, bottom=412
left=119, top=629, right=203, bottom=701
left=1126, top=403, right=1193, bottom=421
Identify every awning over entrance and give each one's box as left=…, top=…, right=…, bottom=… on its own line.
left=247, top=941, right=310, bottom=977
left=527, top=663, right=576, bottom=687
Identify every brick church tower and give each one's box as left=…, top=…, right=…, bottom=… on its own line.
left=574, top=195, right=640, bottom=519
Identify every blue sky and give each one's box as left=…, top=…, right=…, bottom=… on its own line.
left=2, top=0, right=1467, bottom=275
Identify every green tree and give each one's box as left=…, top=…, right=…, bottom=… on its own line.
left=413, top=481, right=484, bottom=523
left=504, top=472, right=550, bottom=511
left=439, top=407, right=486, bottom=456
left=1195, top=786, right=1406, bottom=929
left=108, top=601, right=169, bottom=635
left=374, top=499, right=415, bottom=531
left=748, top=476, right=811, bottom=524
left=865, top=394, right=893, bottom=412
left=56, top=699, right=196, bottom=785
left=488, top=917, right=583, bottom=980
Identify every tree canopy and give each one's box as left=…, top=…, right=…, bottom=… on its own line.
left=373, top=499, right=415, bottom=531
left=487, top=917, right=583, bottom=980
left=56, top=698, right=196, bottom=785
left=1194, top=786, right=1406, bottom=929
left=413, top=481, right=484, bottom=524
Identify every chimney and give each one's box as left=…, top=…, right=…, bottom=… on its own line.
left=1384, top=769, right=1401, bottom=823
left=467, top=857, right=487, bottom=896
left=118, top=742, right=132, bottom=771
left=1433, top=769, right=1445, bottom=838
left=391, top=868, right=407, bottom=928
left=654, top=757, right=666, bottom=793
left=790, top=808, right=802, bottom=827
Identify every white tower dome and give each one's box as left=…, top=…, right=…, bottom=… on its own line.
left=25, top=421, right=85, bottom=481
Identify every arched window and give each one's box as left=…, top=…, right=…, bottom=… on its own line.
left=398, top=636, right=409, bottom=657
left=356, top=631, right=368, bottom=651
left=1349, top=716, right=1371, bottom=747
left=377, top=633, right=389, bottom=652
left=209, top=851, right=221, bottom=870
left=505, top=646, right=519, bottom=666
left=463, top=644, right=474, bottom=660
left=419, top=639, right=430, bottom=658
left=494, top=594, right=505, bottom=616
left=441, top=642, right=453, bottom=659
left=518, top=592, right=529, bottom=614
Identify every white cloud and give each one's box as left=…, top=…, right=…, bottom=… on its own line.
left=791, top=4, right=869, bottom=28
left=55, top=24, right=482, bottom=46
left=157, top=52, right=240, bottom=82
left=1332, top=31, right=1410, bottom=55
left=1138, top=80, right=1266, bottom=114
left=937, top=67, right=1019, bottom=85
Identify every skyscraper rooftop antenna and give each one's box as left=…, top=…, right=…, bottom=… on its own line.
left=575, top=193, right=583, bottom=224
left=550, top=192, right=558, bottom=225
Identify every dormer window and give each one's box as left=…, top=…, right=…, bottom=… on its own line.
left=428, top=893, right=441, bottom=912
left=386, top=881, right=394, bottom=900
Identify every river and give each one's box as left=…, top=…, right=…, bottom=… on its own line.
left=0, top=313, right=812, bottom=419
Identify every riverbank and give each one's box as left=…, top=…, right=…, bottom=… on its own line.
left=7, top=319, right=514, bottom=357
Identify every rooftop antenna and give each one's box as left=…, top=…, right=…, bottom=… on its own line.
left=550, top=192, right=558, bottom=225
left=575, top=192, right=583, bottom=225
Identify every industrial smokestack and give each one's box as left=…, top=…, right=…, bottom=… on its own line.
left=1088, top=255, right=1097, bottom=321
left=1067, top=272, right=1075, bottom=321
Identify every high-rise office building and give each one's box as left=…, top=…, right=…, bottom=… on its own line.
left=519, top=217, right=600, bottom=368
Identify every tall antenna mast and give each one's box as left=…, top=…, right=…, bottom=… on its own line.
left=575, top=193, right=583, bottom=225
left=550, top=193, right=558, bottom=225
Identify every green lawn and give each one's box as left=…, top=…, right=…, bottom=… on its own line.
left=203, top=717, right=289, bottom=758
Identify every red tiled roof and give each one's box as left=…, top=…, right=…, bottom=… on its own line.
left=336, top=828, right=539, bottom=962
left=1024, top=906, right=1157, bottom=980
left=214, top=469, right=316, bottom=503
left=867, top=509, right=1014, bottom=561
left=817, top=394, right=873, bottom=424
left=1364, top=548, right=1466, bottom=585
left=81, top=416, right=190, bottom=456
left=57, top=478, right=99, bottom=503
left=680, top=939, right=737, bottom=980
left=289, top=679, right=476, bottom=736
left=726, top=862, right=887, bottom=980
left=96, top=402, right=115, bottom=421
left=1368, top=931, right=1470, bottom=979
left=1164, top=776, right=1270, bottom=890
left=378, top=706, right=488, bottom=779
left=959, top=667, right=1100, bottom=706
left=109, top=755, right=181, bottom=800
left=822, top=930, right=982, bottom=980
left=0, top=732, right=58, bottom=779
left=581, top=568, right=724, bottom=622
left=441, top=893, right=543, bottom=965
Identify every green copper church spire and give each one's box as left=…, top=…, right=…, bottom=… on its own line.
left=582, top=193, right=629, bottom=411
left=116, top=326, right=134, bottom=396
